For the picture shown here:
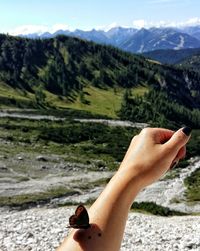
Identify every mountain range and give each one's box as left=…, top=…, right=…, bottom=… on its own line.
left=19, top=26, right=200, bottom=53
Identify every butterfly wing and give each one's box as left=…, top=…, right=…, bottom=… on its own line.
left=69, top=215, right=79, bottom=228
left=69, top=205, right=90, bottom=229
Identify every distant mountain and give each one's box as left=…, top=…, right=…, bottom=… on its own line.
left=19, top=26, right=200, bottom=53
left=121, top=28, right=200, bottom=53
left=143, top=48, right=200, bottom=64
left=181, top=25, right=200, bottom=41
left=41, top=27, right=138, bottom=46
left=105, top=27, right=137, bottom=46
left=72, top=29, right=109, bottom=44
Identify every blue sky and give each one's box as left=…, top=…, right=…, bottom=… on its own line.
left=0, top=0, right=200, bottom=34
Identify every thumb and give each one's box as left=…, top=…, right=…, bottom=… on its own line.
left=164, top=127, right=192, bottom=153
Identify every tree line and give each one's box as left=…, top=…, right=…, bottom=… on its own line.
left=118, top=89, right=200, bottom=129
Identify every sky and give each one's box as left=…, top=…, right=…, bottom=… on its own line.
left=0, top=0, right=200, bottom=35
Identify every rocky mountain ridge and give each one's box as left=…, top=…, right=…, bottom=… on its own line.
left=19, top=26, right=200, bottom=53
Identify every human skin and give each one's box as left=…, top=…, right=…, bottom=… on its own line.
left=57, top=127, right=191, bottom=251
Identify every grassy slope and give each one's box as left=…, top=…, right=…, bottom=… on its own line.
left=0, top=81, right=148, bottom=118
left=46, top=85, right=148, bottom=118
left=45, top=86, right=123, bottom=118
left=0, top=81, right=35, bottom=108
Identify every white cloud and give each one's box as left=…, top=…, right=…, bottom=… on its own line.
left=184, top=17, right=200, bottom=26
left=132, top=18, right=200, bottom=29
left=50, top=24, right=70, bottom=33
left=9, top=25, right=47, bottom=36
left=9, top=23, right=71, bottom=36
left=7, top=17, right=200, bottom=36
left=95, top=22, right=119, bottom=32
left=132, top=19, right=171, bottom=29
left=132, top=19, right=148, bottom=29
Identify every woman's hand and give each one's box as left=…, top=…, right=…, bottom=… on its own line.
left=118, top=127, right=191, bottom=189
left=57, top=127, right=191, bottom=251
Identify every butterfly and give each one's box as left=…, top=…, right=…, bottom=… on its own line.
left=68, top=205, right=90, bottom=229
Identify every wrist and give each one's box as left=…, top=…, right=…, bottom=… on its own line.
left=109, top=168, right=143, bottom=207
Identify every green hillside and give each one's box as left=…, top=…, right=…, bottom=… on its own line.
left=143, top=47, right=200, bottom=75
left=0, top=34, right=200, bottom=125
left=178, top=54, right=200, bottom=73
left=143, top=48, right=200, bottom=65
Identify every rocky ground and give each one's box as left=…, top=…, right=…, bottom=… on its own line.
left=0, top=207, right=200, bottom=251
left=0, top=111, right=200, bottom=250
left=0, top=111, right=148, bottom=128
left=0, top=148, right=200, bottom=251
left=136, top=157, right=200, bottom=213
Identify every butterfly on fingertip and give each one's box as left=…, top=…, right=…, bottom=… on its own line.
left=67, top=205, right=90, bottom=229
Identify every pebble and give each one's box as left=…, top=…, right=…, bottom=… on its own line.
left=0, top=207, right=200, bottom=251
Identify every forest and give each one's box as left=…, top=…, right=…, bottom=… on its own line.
left=0, top=34, right=200, bottom=127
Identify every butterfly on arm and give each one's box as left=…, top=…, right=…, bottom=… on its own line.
left=67, top=205, right=90, bottom=229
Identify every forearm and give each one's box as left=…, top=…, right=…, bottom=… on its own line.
left=57, top=168, right=142, bottom=251
left=57, top=127, right=191, bottom=251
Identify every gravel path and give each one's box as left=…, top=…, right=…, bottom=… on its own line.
left=0, top=111, right=148, bottom=128
left=74, top=119, right=148, bottom=128
left=0, top=207, right=200, bottom=251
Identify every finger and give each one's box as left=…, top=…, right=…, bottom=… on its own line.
left=176, top=146, right=186, bottom=160
left=156, top=128, right=175, bottom=144
left=139, top=127, right=175, bottom=144
left=170, top=158, right=179, bottom=169
left=169, top=146, right=186, bottom=170
left=164, top=127, right=191, bottom=154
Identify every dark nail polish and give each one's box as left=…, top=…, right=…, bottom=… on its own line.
left=182, top=127, right=192, bottom=136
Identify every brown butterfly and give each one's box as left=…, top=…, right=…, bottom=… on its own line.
left=68, top=205, right=90, bottom=229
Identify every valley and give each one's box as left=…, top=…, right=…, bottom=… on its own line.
left=0, top=111, right=199, bottom=213
left=0, top=111, right=200, bottom=251
left=0, top=34, right=200, bottom=213
left=1, top=1, right=200, bottom=250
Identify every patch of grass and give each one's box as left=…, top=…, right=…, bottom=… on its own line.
left=184, top=167, right=200, bottom=202
left=170, top=197, right=184, bottom=204
left=0, top=81, right=36, bottom=108
left=131, top=201, right=187, bottom=216
left=132, top=86, right=149, bottom=96
left=176, top=159, right=190, bottom=169
left=36, top=120, right=137, bottom=165
left=0, top=186, right=78, bottom=207
left=0, top=79, right=148, bottom=118
left=16, top=176, right=30, bottom=182
left=44, top=85, right=148, bottom=118
left=0, top=82, right=31, bottom=100
left=186, top=129, right=200, bottom=158
left=146, top=59, right=162, bottom=65
left=161, top=169, right=180, bottom=181
left=74, top=177, right=111, bottom=190
left=45, top=86, right=124, bottom=118
left=89, top=177, right=111, bottom=186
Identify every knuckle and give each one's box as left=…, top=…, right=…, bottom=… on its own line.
left=131, top=135, right=138, bottom=142
left=140, top=127, right=152, bottom=135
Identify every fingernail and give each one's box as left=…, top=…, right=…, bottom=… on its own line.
left=170, top=160, right=179, bottom=170
left=182, top=127, right=192, bottom=136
